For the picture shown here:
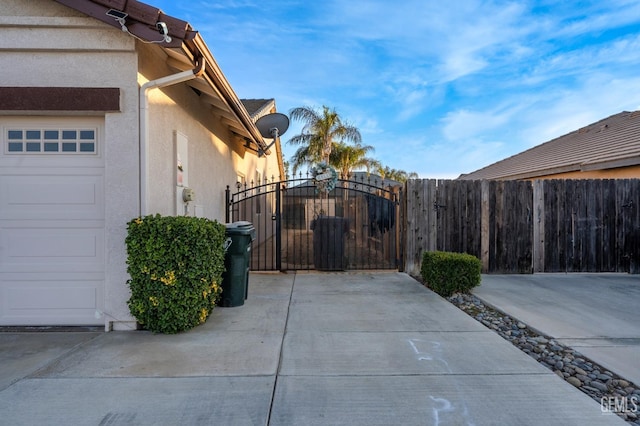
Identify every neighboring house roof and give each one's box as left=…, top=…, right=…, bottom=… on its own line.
left=459, top=110, right=640, bottom=180
left=53, top=0, right=269, bottom=153
left=242, top=99, right=275, bottom=121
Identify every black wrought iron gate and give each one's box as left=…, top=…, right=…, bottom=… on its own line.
left=226, top=175, right=404, bottom=271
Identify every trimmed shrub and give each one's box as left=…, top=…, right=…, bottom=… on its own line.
left=125, top=214, right=226, bottom=334
left=420, top=251, right=481, bottom=297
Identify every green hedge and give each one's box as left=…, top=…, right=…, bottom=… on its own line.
left=420, top=251, right=481, bottom=297
left=125, top=214, right=227, bottom=333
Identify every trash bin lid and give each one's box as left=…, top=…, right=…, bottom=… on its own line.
left=225, top=221, right=256, bottom=239
left=226, top=221, right=253, bottom=229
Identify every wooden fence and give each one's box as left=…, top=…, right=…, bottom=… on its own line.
left=405, top=179, right=640, bottom=275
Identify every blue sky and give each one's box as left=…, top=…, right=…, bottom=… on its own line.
left=153, top=1, right=640, bottom=178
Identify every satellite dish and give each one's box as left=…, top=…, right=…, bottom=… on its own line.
left=255, top=113, right=289, bottom=157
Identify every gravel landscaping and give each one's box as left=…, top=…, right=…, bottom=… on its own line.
left=448, top=292, right=640, bottom=425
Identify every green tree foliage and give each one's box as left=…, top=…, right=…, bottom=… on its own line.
left=287, top=105, right=362, bottom=174
left=376, top=165, right=420, bottom=183
left=330, top=141, right=380, bottom=178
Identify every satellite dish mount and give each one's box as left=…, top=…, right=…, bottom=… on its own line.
left=255, top=113, right=289, bottom=157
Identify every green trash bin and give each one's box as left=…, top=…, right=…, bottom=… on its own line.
left=218, top=221, right=256, bottom=307
left=311, top=216, right=349, bottom=271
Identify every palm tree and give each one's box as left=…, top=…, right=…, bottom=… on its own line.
left=330, top=142, right=380, bottom=178
left=377, top=165, right=419, bottom=183
left=289, top=145, right=313, bottom=176
left=287, top=105, right=362, bottom=173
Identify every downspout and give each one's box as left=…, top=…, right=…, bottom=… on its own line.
left=139, top=60, right=205, bottom=216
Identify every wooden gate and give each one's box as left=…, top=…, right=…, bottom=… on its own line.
left=406, top=179, right=533, bottom=274
left=226, top=175, right=404, bottom=271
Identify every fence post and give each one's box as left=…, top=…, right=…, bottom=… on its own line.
left=225, top=185, right=230, bottom=223
left=532, top=180, right=545, bottom=272
left=405, top=179, right=417, bottom=275
left=398, top=184, right=405, bottom=272
left=275, top=183, right=282, bottom=271
left=480, top=180, right=490, bottom=272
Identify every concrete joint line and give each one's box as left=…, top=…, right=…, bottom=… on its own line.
left=266, top=272, right=296, bottom=425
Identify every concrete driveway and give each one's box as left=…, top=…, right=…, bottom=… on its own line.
left=0, top=272, right=627, bottom=425
left=475, top=273, right=640, bottom=386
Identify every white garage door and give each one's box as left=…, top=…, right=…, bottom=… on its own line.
left=0, top=117, right=105, bottom=326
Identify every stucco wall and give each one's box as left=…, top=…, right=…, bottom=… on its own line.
left=1, top=0, right=140, bottom=328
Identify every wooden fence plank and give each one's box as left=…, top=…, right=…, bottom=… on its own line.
left=517, top=180, right=534, bottom=273
left=435, top=179, right=448, bottom=252
left=618, top=179, right=640, bottom=273
left=590, top=179, right=602, bottom=272
left=494, top=180, right=505, bottom=272
left=533, top=180, right=545, bottom=272
left=543, top=180, right=556, bottom=271
left=481, top=180, right=490, bottom=271
left=404, top=179, right=420, bottom=275
left=602, top=179, right=616, bottom=271
left=468, top=180, right=482, bottom=258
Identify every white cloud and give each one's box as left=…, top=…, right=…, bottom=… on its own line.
left=516, top=75, right=640, bottom=147
left=548, top=1, right=640, bottom=38
left=441, top=108, right=513, bottom=142
left=321, top=0, right=532, bottom=83
left=522, top=34, right=640, bottom=86
left=379, top=135, right=508, bottom=179
left=355, top=117, right=383, bottom=136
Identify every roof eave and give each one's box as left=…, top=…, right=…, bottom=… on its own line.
left=188, top=34, right=266, bottom=151
left=53, top=0, right=196, bottom=48
left=580, top=155, right=640, bottom=171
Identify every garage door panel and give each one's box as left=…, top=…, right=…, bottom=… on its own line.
left=0, top=173, right=104, bottom=220
left=0, top=227, right=104, bottom=271
left=8, top=286, right=98, bottom=310
left=7, top=229, right=101, bottom=258
left=0, top=276, right=103, bottom=326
